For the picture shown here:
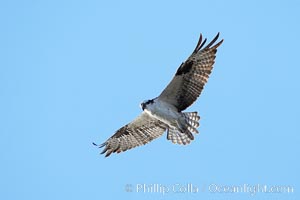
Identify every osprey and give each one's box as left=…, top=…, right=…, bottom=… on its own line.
left=94, top=33, right=223, bottom=157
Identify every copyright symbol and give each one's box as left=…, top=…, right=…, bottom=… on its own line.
left=125, top=184, right=133, bottom=192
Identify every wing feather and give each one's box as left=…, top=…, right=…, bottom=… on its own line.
left=158, top=33, right=223, bottom=111
left=97, top=112, right=168, bottom=157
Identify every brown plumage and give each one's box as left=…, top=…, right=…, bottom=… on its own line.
left=97, top=112, right=168, bottom=157
left=159, top=33, right=223, bottom=111
left=94, top=33, right=223, bottom=157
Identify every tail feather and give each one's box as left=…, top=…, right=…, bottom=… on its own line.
left=167, top=112, right=200, bottom=145
left=183, top=112, right=200, bottom=134
left=167, top=127, right=192, bottom=145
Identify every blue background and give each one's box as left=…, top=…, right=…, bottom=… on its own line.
left=1, top=0, right=299, bottom=199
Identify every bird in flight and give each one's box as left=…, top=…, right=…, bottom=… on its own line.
left=94, top=33, right=223, bottom=157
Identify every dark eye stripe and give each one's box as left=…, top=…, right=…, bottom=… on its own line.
left=147, top=99, right=154, bottom=104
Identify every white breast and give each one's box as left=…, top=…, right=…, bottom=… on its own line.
left=144, top=99, right=181, bottom=127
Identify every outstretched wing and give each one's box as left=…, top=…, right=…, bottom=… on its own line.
left=96, top=112, right=168, bottom=157
left=158, top=33, right=223, bottom=111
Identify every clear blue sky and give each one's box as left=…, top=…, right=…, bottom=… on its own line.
left=1, top=0, right=299, bottom=200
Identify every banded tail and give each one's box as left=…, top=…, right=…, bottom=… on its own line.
left=167, top=112, right=200, bottom=145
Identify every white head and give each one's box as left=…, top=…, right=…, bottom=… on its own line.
left=140, top=99, right=154, bottom=110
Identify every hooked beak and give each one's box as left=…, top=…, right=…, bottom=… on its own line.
left=140, top=103, right=146, bottom=110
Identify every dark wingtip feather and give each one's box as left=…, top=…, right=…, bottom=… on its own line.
left=105, top=151, right=112, bottom=157
left=198, top=38, right=207, bottom=50
left=193, top=32, right=223, bottom=53
left=213, top=38, right=224, bottom=49
left=93, top=141, right=110, bottom=157
left=203, top=32, right=220, bottom=49
left=193, top=34, right=203, bottom=53
left=92, top=142, right=98, bottom=146
left=99, top=142, right=106, bottom=148
left=100, top=148, right=107, bottom=155
left=93, top=142, right=106, bottom=148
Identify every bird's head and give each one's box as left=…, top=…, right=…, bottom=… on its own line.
left=140, top=99, right=154, bottom=111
